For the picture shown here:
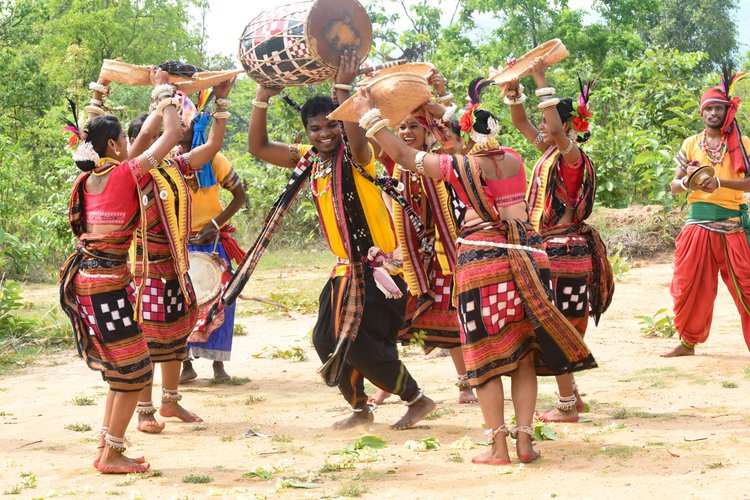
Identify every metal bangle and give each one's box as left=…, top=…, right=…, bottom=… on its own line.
left=252, top=98, right=269, bottom=109
left=414, top=151, right=428, bottom=175
left=143, top=149, right=159, bottom=168
left=560, top=138, right=575, bottom=155
left=334, top=83, right=353, bottom=91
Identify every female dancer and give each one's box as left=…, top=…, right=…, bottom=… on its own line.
left=124, top=79, right=235, bottom=433
left=507, top=58, right=613, bottom=423
left=352, top=78, right=596, bottom=464
left=372, top=70, right=477, bottom=405
left=59, top=68, right=182, bottom=473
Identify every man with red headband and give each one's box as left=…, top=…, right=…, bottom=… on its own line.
left=664, top=72, right=750, bottom=357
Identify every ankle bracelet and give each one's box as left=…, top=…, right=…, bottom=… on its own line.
left=485, top=424, right=508, bottom=445
left=100, top=426, right=108, bottom=437
left=136, top=402, right=158, bottom=415
left=456, top=374, right=471, bottom=390
left=404, top=388, right=424, bottom=406
left=509, top=425, right=535, bottom=440
left=104, top=434, right=127, bottom=453
left=556, top=394, right=578, bottom=412
left=162, top=389, right=182, bottom=403
left=680, top=338, right=695, bottom=350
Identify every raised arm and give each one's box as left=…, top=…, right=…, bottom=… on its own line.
left=334, top=50, right=371, bottom=166
left=186, top=78, right=236, bottom=167
left=504, top=73, right=545, bottom=153
left=531, top=58, right=581, bottom=164
left=247, top=85, right=296, bottom=168
left=134, top=70, right=181, bottom=175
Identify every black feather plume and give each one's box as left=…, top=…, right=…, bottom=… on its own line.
left=63, top=97, right=80, bottom=132
left=467, top=77, right=494, bottom=105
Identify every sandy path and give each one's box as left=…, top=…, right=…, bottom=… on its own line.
left=1, top=263, right=749, bottom=499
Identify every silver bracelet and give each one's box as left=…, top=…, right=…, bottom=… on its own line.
left=441, top=104, right=458, bottom=122
left=537, top=97, right=560, bottom=109
left=358, top=108, right=382, bottom=129
left=503, top=93, right=527, bottom=106
left=414, top=151, right=428, bottom=175
left=532, top=132, right=544, bottom=146
left=679, top=176, right=688, bottom=190
left=334, top=83, right=353, bottom=91
left=90, top=98, right=103, bottom=106
left=252, top=98, right=269, bottom=109
left=151, top=84, right=175, bottom=99
left=716, top=177, right=722, bottom=189
left=535, top=87, right=556, bottom=97
left=214, top=98, right=231, bottom=110
left=212, top=111, right=231, bottom=120
left=560, top=138, right=575, bottom=155
left=436, top=92, right=454, bottom=103
left=89, top=81, right=110, bottom=95
left=143, top=149, right=159, bottom=168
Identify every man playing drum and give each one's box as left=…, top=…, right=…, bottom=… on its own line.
left=247, top=51, right=436, bottom=430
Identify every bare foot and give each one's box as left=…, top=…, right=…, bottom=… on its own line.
left=515, top=433, right=541, bottom=463
left=391, top=395, right=436, bottom=430
left=458, top=388, right=478, bottom=404
left=93, top=446, right=145, bottom=469
left=574, top=390, right=587, bottom=413
left=537, top=406, right=579, bottom=423
left=180, top=361, right=197, bottom=384
left=212, top=361, right=230, bottom=380
left=369, top=389, right=391, bottom=406
left=471, top=439, right=511, bottom=465
left=332, top=407, right=374, bottom=430
left=159, top=401, right=202, bottom=422
left=137, top=413, right=165, bottom=433
left=661, top=344, right=695, bottom=357
left=97, top=448, right=150, bottom=474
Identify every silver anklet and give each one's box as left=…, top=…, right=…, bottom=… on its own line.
left=556, top=394, right=577, bottom=412
left=456, top=374, right=471, bottom=390
left=485, top=424, right=508, bottom=445
left=104, top=434, right=127, bottom=453
left=136, top=402, right=158, bottom=415
left=509, top=425, right=535, bottom=440
left=404, top=388, right=424, bottom=406
left=162, top=389, right=182, bottom=403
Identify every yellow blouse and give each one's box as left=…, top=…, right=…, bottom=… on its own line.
left=301, top=145, right=396, bottom=275
left=684, top=134, right=750, bottom=210
left=190, top=152, right=233, bottom=232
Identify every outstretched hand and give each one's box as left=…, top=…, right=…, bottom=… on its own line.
left=352, top=86, right=375, bottom=117
left=256, top=85, right=282, bottom=102
left=427, top=69, right=447, bottom=96
left=213, top=77, right=236, bottom=99
left=336, top=49, right=360, bottom=85
left=530, top=56, right=549, bottom=87
left=150, top=66, right=169, bottom=86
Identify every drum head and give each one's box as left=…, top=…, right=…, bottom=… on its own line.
left=188, top=252, right=222, bottom=305
left=307, top=0, right=371, bottom=67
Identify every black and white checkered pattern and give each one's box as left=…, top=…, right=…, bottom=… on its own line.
left=554, top=278, right=588, bottom=317
left=90, top=290, right=139, bottom=342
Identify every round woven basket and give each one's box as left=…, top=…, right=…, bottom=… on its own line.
left=488, top=39, right=569, bottom=85
left=100, top=60, right=242, bottom=94
left=365, top=62, right=434, bottom=80
left=328, top=72, right=432, bottom=125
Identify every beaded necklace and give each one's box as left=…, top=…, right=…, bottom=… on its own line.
left=700, top=132, right=727, bottom=166
left=311, top=154, right=334, bottom=198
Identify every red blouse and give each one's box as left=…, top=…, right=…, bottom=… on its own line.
left=83, top=159, right=140, bottom=226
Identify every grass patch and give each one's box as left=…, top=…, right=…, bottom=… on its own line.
left=706, top=462, right=724, bottom=469
left=244, top=395, right=266, bottom=405
left=209, top=376, right=250, bottom=386
left=234, top=323, right=248, bottom=336
left=611, top=408, right=667, bottom=420
left=601, top=445, right=638, bottom=459
left=272, top=434, right=293, bottom=443
left=425, top=407, right=455, bottom=420
left=64, top=422, right=92, bottom=432
left=220, top=435, right=235, bottom=442
left=355, top=469, right=384, bottom=481
left=182, top=474, right=212, bottom=484
left=319, top=461, right=355, bottom=473
left=192, top=424, right=208, bottom=431
left=69, top=394, right=96, bottom=406
left=445, top=452, right=464, bottom=463
left=743, top=367, right=750, bottom=379
left=336, top=481, right=368, bottom=497
left=721, top=381, right=739, bottom=389
left=252, top=345, right=307, bottom=362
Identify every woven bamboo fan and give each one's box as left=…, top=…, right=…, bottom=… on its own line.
left=488, top=39, right=569, bottom=85
left=328, top=72, right=432, bottom=125
left=100, top=60, right=242, bottom=94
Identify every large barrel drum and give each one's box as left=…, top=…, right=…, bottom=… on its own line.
left=239, top=0, right=372, bottom=88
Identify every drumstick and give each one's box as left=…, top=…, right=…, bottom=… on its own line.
left=239, top=294, right=290, bottom=311
left=357, top=59, right=407, bottom=75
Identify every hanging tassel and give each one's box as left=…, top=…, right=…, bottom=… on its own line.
left=367, top=246, right=403, bottom=299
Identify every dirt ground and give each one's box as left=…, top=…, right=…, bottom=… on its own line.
left=2, top=262, right=750, bottom=499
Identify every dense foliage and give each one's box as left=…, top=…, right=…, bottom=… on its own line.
left=0, top=0, right=748, bottom=290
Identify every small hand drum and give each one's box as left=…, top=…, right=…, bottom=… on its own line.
left=239, top=0, right=372, bottom=88
left=188, top=252, right=223, bottom=306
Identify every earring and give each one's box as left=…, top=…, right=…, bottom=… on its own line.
left=115, top=149, right=121, bottom=156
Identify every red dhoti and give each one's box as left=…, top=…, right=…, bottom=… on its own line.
left=671, top=224, right=750, bottom=349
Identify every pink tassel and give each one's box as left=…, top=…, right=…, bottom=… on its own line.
left=367, top=246, right=403, bottom=299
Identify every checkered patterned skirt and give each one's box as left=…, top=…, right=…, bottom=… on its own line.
left=399, top=267, right=461, bottom=350
left=133, top=238, right=197, bottom=364
left=542, top=229, right=593, bottom=337
left=62, top=254, right=153, bottom=392
left=455, top=221, right=597, bottom=387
